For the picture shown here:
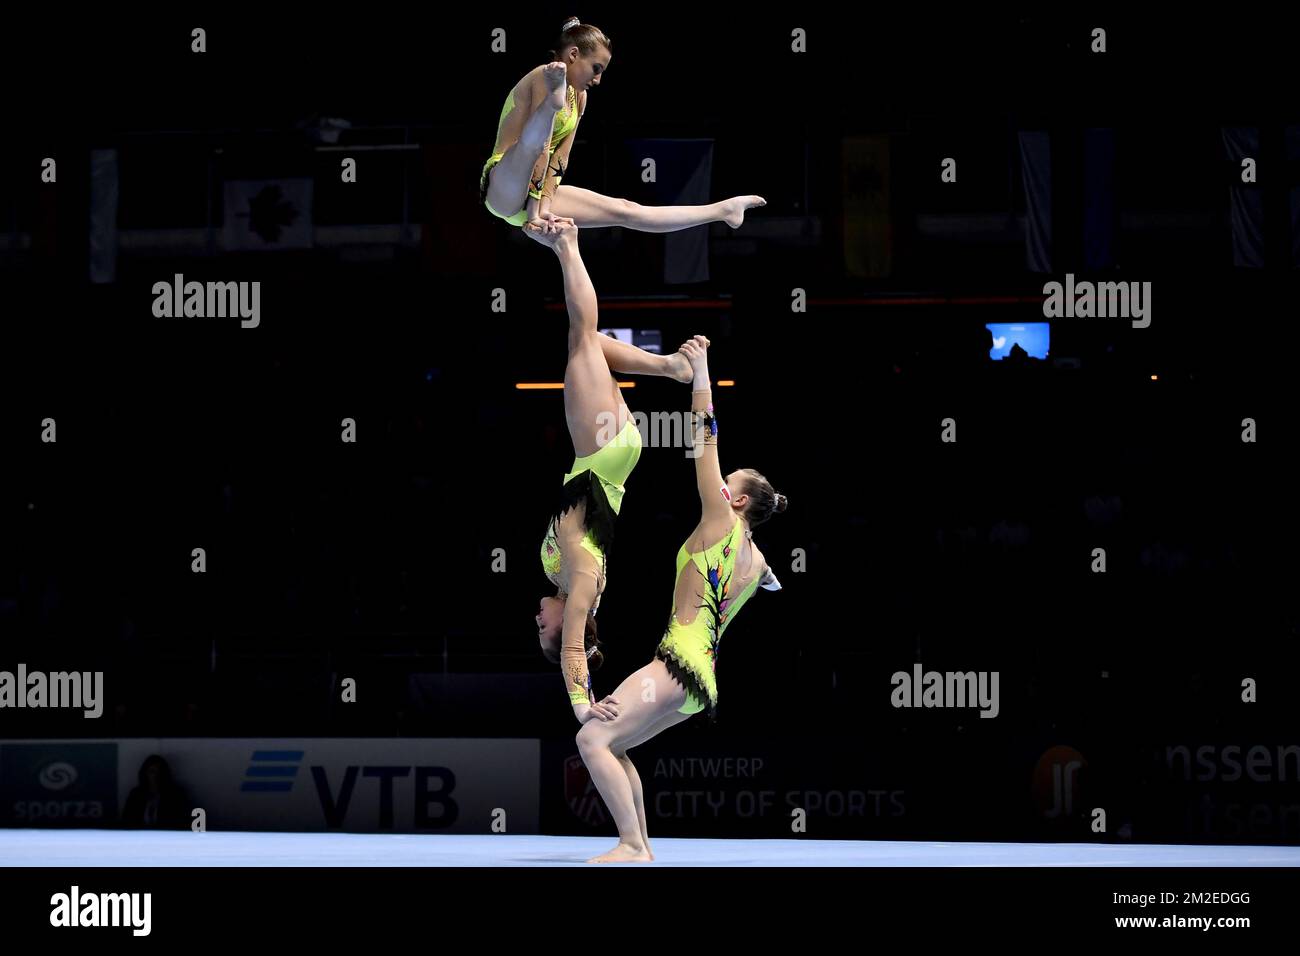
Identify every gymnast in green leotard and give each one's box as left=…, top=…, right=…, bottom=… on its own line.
left=525, top=220, right=700, bottom=718
left=481, top=18, right=767, bottom=233
left=570, top=331, right=788, bottom=863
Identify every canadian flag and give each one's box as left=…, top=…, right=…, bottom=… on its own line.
left=223, top=179, right=314, bottom=250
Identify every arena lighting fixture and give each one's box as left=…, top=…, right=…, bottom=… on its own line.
left=515, top=382, right=636, bottom=390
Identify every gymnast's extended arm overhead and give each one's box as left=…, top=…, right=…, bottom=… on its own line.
left=683, top=340, right=731, bottom=525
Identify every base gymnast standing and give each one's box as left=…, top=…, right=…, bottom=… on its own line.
left=567, top=330, right=787, bottom=863
left=481, top=17, right=766, bottom=232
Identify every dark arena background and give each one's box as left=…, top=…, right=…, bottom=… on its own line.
left=1, top=7, right=1298, bottom=939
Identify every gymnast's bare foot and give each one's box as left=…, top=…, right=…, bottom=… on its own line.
left=665, top=352, right=692, bottom=383
left=668, top=336, right=710, bottom=382
left=523, top=219, right=577, bottom=249
left=586, top=841, right=653, bottom=863
left=722, top=195, right=767, bottom=229
left=543, top=62, right=569, bottom=112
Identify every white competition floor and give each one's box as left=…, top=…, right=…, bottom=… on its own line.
left=3, top=830, right=1299, bottom=866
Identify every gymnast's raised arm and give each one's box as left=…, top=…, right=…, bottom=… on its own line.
left=678, top=336, right=731, bottom=524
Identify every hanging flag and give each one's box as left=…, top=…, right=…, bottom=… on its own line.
left=223, top=178, right=314, bottom=250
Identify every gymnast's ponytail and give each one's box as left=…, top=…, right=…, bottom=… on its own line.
left=737, top=469, right=788, bottom=529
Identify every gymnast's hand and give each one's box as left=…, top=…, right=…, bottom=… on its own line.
left=523, top=219, right=578, bottom=249
left=525, top=214, right=574, bottom=235
left=679, top=335, right=711, bottom=377
left=522, top=213, right=574, bottom=234
left=576, top=695, right=621, bottom=723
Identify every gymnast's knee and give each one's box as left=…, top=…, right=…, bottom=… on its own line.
left=567, top=330, right=602, bottom=358
left=576, top=721, right=608, bottom=754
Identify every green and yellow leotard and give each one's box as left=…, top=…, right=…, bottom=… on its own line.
left=654, top=516, right=765, bottom=718
left=540, top=418, right=642, bottom=611
left=481, top=77, right=581, bottom=227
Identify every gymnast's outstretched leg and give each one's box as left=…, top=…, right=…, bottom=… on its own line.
left=550, top=184, right=767, bottom=232
left=596, top=334, right=693, bottom=382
